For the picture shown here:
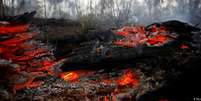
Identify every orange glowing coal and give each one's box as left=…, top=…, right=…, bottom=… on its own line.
left=60, top=72, right=79, bottom=81
left=147, top=34, right=168, bottom=46
left=60, top=70, right=95, bottom=81
left=117, top=69, right=139, bottom=86
left=114, top=25, right=176, bottom=47
left=116, top=26, right=145, bottom=37
left=115, top=26, right=147, bottom=47
left=0, top=21, right=65, bottom=92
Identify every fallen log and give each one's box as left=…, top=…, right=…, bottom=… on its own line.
left=63, top=20, right=201, bottom=69
left=64, top=43, right=176, bottom=69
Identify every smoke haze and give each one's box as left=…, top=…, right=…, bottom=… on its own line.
left=3, top=0, right=201, bottom=26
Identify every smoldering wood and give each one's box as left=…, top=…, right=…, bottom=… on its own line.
left=62, top=20, right=201, bottom=69
left=146, top=20, right=200, bottom=33
left=54, top=20, right=200, bottom=45
left=146, top=20, right=201, bottom=42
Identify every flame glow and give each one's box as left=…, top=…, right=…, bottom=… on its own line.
left=147, top=34, right=168, bottom=46
left=117, top=69, right=139, bottom=86
left=60, top=72, right=79, bottom=81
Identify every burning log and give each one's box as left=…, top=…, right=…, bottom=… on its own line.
left=64, top=20, right=200, bottom=68
left=146, top=20, right=201, bottom=43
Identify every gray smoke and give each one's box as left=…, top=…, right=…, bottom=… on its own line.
left=3, top=0, right=201, bottom=26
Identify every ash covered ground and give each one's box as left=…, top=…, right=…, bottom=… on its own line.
left=14, top=21, right=201, bottom=101
left=1, top=15, right=201, bottom=101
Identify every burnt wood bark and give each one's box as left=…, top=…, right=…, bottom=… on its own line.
left=146, top=20, right=201, bottom=42
left=64, top=43, right=176, bottom=69
left=146, top=20, right=200, bottom=33
left=0, top=11, right=36, bottom=24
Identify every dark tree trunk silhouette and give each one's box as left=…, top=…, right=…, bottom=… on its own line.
left=0, top=0, right=4, bottom=18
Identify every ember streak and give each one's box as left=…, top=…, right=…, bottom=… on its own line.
left=60, top=68, right=139, bottom=87
left=0, top=24, right=29, bottom=34
left=60, top=71, right=79, bottom=81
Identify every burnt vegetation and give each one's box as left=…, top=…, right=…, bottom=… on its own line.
left=1, top=0, right=201, bottom=101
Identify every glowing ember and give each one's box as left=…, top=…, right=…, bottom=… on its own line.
left=115, top=26, right=147, bottom=47
left=114, top=25, right=176, bottom=47
left=150, top=25, right=167, bottom=33
left=180, top=44, right=189, bottom=49
left=60, top=70, right=95, bottom=81
left=59, top=69, right=140, bottom=87
left=117, top=69, right=139, bottom=86
left=60, top=72, right=79, bottom=81
left=0, top=33, right=37, bottom=47
left=0, top=24, right=29, bottom=34
left=104, top=96, right=109, bottom=101
left=0, top=22, right=65, bottom=92
left=147, top=34, right=169, bottom=46
left=116, top=26, right=145, bottom=37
